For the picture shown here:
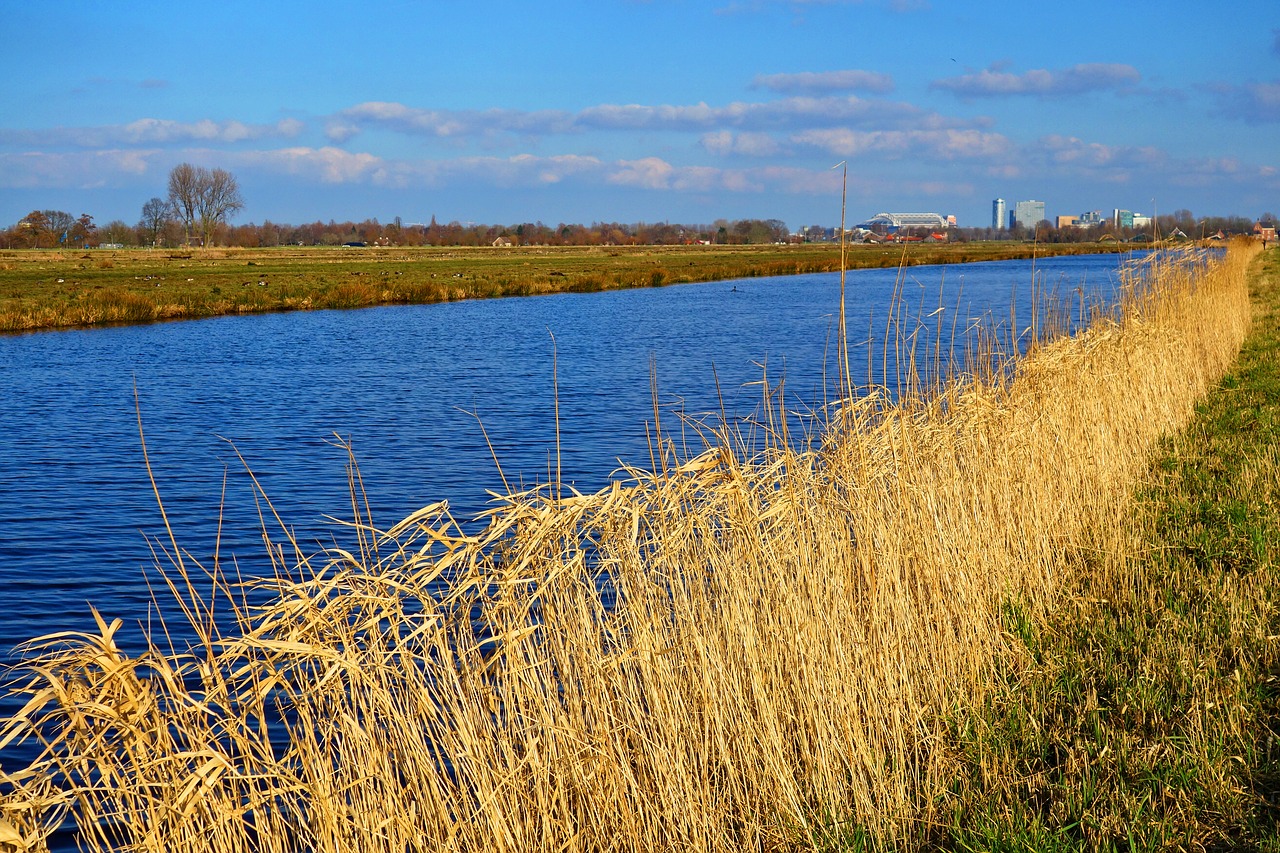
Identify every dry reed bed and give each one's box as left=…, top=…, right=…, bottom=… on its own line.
left=0, top=244, right=1257, bottom=852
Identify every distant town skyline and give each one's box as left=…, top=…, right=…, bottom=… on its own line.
left=1, top=1, right=1276, bottom=231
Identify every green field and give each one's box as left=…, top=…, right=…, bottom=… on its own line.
left=0, top=241, right=1130, bottom=333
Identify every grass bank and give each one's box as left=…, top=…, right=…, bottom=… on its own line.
left=0, top=243, right=1257, bottom=852
left=0, top=241, right=1129, bottom=333
left=939, top=244, right=1280, bottom=851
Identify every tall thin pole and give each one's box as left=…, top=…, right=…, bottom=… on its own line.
left=836, top=161, right=852, bottom=404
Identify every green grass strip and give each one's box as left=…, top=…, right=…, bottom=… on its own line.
left=939, top=247, right=1280, bottom=852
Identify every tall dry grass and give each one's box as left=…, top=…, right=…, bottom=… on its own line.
left=0, top=243, right=1258, bottom=852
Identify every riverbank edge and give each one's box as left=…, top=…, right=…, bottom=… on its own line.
left=936, top=246, right=1280, bottom=850
left=0, top=242, right=1132, bottom=334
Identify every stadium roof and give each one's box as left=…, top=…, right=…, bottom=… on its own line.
left=857, top=212, right=949, bottom=230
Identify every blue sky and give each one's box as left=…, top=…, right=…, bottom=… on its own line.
left=2, top=0, right=1277, bottom=232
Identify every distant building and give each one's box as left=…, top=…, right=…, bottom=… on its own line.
left=1013, top=200, right=1046, bottom=229
left=992, top=198, right=1007, bottom=231
left=1057, top=215, right=1080, bottom=229
left=799, top=224, right=833, bottom=242
left=1132, top=214, right=1152, bottom=229
left=857, top=212, right=951, bottom=233
left=1113, top=209, right=1135, bottom=229
left=1079, top=211, right=1104, bottom=226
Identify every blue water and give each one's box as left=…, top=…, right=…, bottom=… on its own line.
left=0, top=253, right=1132, bottom=689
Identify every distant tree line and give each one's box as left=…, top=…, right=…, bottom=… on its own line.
left=212, top=216, right=792, bottom=249
left=0, top=161, right=789, bottom=249
left=1, top=163, right=1271, bottom=250
left=4, top=163, right=245, bottom=250
left=2, top=209, right=100, bottom=249
left=0, top=162, right=791, bottom=249
left=2, top=211, right=791, bottom=250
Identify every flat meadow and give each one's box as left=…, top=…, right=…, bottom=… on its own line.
left=0, top=241, right=1128, bottom=333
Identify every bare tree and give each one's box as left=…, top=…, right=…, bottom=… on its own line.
left=196, top=167, right=244, bottom=247
left=99, top=220, right=135, bottom=247
left=166, top=164, right=245, bottom=246
left=42, top=210, right=75, bottom=246
left=69, top=213, right=97, bottom=248
left=139, top=197, right=172, bottom=246
left=18, top=211, right=50, bottom=248
left=167, top=163, right=201, bottom=245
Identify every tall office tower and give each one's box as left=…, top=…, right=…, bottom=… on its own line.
left=1013, top=200, right=1046, bottom=229
left=992, top=198, right=1006, bottom=231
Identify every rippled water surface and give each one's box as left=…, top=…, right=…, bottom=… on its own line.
left=0, top=254, right=1134, bottom=668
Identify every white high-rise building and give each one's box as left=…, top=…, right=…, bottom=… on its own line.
left=992, top=198, right=1007, bottom=231
left=1013, top=200, right=1046, bottom=229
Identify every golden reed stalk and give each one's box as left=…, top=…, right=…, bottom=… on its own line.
left=0, top=242, right=1258, bottom=852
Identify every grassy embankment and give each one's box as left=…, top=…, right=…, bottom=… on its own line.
left=938, top=244, right=1280, bottom=850
left=0, top=243, right=1260, bottom=853
left=0, top=241, right=1128, bottom=333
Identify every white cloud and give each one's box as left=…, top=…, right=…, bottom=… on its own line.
left=751, top=70, right=894, bottom=94
left=932, top=63, right=1141, bottom=98
left=606, top=157, right=677, bottom=190
left=323, top=121, right=360, bottom=144
left=0, top=149, right=160, bottom=188
left=235, top=150, right=611, bottom=192
left=276, top=119, right=306, bottom=137
left=755, top=165, right=844, bottom=194
left=328, top=102, right=575, bottom=142
left=380, top=154, right=801, bottom=196
left=575, top=95, right=972, bottom=132
left=507, top=153, right=603, bottom=184
left=574, top=102, right=725, bottom=129
left=0, top=118, right=306, bottom=148
left=1010, top=135, right=1280, bottom=194
left=328, top=94, right=983, bottom=143
left=700, top=131, right=783, bottom=156
left=793, top=127, right=1012, bottom=160
left=237, top=146, right=385, bottom=184
left=1034, top=135, right=1166, bottom=169
left=436, top=154, right=605, bottom=188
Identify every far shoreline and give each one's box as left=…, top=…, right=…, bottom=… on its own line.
left=0, top=241, right=1150, bottom=334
